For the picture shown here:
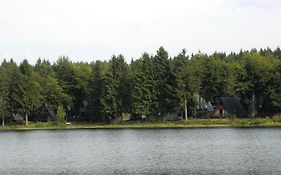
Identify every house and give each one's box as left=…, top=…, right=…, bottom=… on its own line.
left=196, top=95, right=214, bottom=118
left=34, top=104, right=56, bottom=122
left=76, top=100, right=95, bottom=122
left=213, top=97, right=245, bottom=118
left=12, top=113, right=23, bottom=124
left=197, top=95, right=214, bottom=112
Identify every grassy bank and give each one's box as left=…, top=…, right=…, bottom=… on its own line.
left=1, top=116, right=281, bottom=131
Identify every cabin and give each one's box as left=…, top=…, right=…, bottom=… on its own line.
left=196, top=95, right=214, bottom=118
left=213, top=97, right=245, bottom=118
left=76, top=100, right=94, bottom=122
left=34, top=104, right=56, bottom=122
left=12, top=113, right=23, bottom=124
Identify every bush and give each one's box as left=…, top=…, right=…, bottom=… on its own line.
left=56, top=104, right=66, bottom=123
left=249, top=118, right=262, bottom=126
left=272, top=114, right=281, bottom=123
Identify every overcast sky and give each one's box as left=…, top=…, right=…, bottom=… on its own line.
left=0, top=0, right=281, bottom=64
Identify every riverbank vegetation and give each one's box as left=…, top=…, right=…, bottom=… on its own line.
left=1, top=47, right=281, bottom=125
left=1, top=115, right=281, bottom=131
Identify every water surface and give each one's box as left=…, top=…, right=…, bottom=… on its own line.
left=1, top=128, right=281, bottom=174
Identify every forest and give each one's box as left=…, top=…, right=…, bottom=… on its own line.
left=0, top=47, right=281, bottom=123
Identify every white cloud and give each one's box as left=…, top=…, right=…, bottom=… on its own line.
left=230, top=0, right=281, bottom=9
left=2, top=51, right=13, bottom=59
left=0, top=0, right=281, bottom=63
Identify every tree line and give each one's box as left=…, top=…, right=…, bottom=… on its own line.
left=1, top=47, right=281, bottom=123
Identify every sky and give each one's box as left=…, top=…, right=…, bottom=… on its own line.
left=0, top=0, right=281, bottom=64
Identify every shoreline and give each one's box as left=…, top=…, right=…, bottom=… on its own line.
left=1, top=118, right=281, bottom=131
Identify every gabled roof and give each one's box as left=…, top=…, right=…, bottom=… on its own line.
left=36, top=104, right=56, bottom=121
left=206, top=101, right=214, bottom=112
left=197, top=96, right=214, bottom=112
left=220, top=97, right=245, bottom=117
left=12, top=113, right=23, bottom=121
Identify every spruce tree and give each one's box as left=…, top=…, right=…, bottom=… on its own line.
left=152, top=47, right=177, bottom=120
left=88, top=61, right=104, bottom=121
left=131, top=53, right=153, bottom=117
left=101, top=67, right=118, bottom=121
left=174, top=50, right=200, bottom=120
left=19, top=60, right=42, bottom=125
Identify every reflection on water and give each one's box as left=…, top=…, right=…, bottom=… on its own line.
left=1, top=128, right=281, bottom=174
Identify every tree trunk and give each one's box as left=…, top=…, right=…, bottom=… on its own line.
left=194, top=107, right=197, bottom=119
left=2, top=115, right=4, bottom=127
left=184, top=98, right=188, bottom=122
left=25, top=113, right=28, bottom=126
left=252, top=92, right=256, bottom=117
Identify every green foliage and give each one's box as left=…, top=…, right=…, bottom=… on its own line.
left=131, top=53, right=154, bottom=116
left=53, top=57, right=91, bottom=114
left=272, top=114, right=281, bottom=123
left=0, top=62, right=9, bottom=119
left=174, top=49, right=200, bottom=117
left=88, top=61, right=104, bottom=121
left=101, top=67, right=118, bottom=118
left=42, top=76, right=72, bottom=111
left=0, top=47, right=281, bottom=124
left=152, top=47, right=177, bottom=116
left=56, top=104, right=66, bottom=123
left=100, top=55, right=131, bottom=119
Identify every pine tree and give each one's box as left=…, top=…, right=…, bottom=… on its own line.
left=88, top=61, right=104, bottom=121
left=19, top=60, right=42, bottom=125
left=0, top=61, right=9, bottom=126
left=101, top=68, right=118, bottom=121
left=174, top=50, right=200, bottom=120
left=111, top=55, right=131, bottom=115
left=152, top=47, right=177, bottom=120
left=131, top=53, right=153, bottom=117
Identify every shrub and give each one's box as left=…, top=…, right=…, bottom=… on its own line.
left=272, top=114, right=281, bottom=123
left=56, top=104, right=66, bottom=123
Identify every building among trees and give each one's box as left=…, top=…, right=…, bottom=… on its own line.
left=0, top=47, right=281, bottom=124
left=35, top=104, right=56, bottom=122
left=213, top=97, right=245, bottom=118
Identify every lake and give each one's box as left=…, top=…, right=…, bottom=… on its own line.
left=1, top=128, right=281, bottom=175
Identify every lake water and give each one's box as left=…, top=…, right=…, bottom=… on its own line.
left=1, top=128, right=281, bottom=175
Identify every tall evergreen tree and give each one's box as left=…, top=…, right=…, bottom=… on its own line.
left=174, top=50, right=200, bottom=120
left=3, top=60, right=24, bottom=116
left=0, top=60, right=10, bottom=126
left=88, top=61, right=104, bottom=121
left=131, top=53, right=153, bottom=117
left=19, top=60, right=42, bottom=125
left=152, top=47, right=177, bottom=120
left=111, top=55, right=130, bottom=115
left=101, top=67, right=118, bottom=121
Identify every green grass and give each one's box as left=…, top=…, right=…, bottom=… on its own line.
left=1, top=116, right=281, bottom=131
